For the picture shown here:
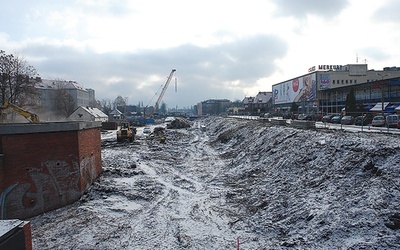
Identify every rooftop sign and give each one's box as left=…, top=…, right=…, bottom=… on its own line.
left=309, top=65, right=344, bottom=72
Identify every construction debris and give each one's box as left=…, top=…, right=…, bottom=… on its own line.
left=149, top=126, right=166, bottom=143
left=166, top=118, right=190, bottom=129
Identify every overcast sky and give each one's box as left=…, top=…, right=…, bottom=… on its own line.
left=1, top=0, right=399, bottom=109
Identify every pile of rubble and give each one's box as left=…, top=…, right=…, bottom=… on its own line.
left=166, top=118, right=190, bottom=129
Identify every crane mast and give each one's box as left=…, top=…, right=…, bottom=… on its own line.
left=149, top=69, right=176, bottom=117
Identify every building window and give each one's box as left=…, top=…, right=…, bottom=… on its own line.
left=350, top=80, right=353, bottom=84
left=333, top=80, right=335, bottom=84
left=355, top=80, right=357, bottom=84
left=341, top=80, right=344, bottom=84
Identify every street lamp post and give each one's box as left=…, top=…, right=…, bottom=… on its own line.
left=376, top=73, right=390, bottom=116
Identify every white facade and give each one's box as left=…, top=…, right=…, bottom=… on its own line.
left=68, top=106, right=108, bottom=122
left=316, top=64, right=400, bottom=90
left=36, top=79, right=90, bottom=111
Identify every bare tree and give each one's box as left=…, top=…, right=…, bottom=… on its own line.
left=0, top=50, right=39, bottom=106
left=113, top=95, right=126, bottom=109
left=52, top=80, right=76, bottom=118
left=100, top=99, right=112, bottom=115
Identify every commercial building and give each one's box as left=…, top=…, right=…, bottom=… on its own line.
left=272, top=64, right=400, bottom=115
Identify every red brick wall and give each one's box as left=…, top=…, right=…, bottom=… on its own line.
left=77, top=128, right=102, bottom=191
left=0, top=126, right=102, bottom=219
left=22, top=221, right=32, bottom=250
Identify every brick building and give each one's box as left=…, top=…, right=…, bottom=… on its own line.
left=0, top=122, right=102, bottom=219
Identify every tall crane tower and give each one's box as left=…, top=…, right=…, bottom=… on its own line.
left=147, top=69, right=176, bottom=118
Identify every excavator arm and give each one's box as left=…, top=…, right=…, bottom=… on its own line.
left=1, top=102, right=40, bottom=123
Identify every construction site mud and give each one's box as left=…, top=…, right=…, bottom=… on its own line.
left=31, top=117, right=400, bottom=249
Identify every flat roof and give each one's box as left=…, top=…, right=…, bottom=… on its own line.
left=0, top=121, right=102, bottom=135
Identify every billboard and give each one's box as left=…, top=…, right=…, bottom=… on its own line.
left=320, top=74, right=330, bottom=89
left=273, top=73, right=316, bottom=105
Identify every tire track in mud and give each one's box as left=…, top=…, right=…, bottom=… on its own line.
left=120, top=124, right=239, bottom=249
left=30, top=122, right=245, bottom=249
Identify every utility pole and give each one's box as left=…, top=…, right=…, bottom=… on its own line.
left=377, top=73, right=390, bottom=116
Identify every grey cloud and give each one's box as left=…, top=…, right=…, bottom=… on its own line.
left=271, top=0, right=350, bottom=19
left=21, top=34, right=287, bottom=107
left=358, top=47, right=391, bottom=64
left=373, top=0, right=400, bottom=22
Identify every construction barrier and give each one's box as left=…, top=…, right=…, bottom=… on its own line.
left=291, top=120, right=316, bottom=129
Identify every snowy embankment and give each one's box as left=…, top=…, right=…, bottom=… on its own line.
left=205, top=117, right=400, bottom=249
left=30, top=117, right=400, bottom=249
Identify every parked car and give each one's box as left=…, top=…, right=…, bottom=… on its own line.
left=331, top=116, right=341, bottom=124
left=398, top=119, right=400, bottom=129
left=143, top=127, right=151, bottom=134
left=341, top=116, right=354, bottom=125
left=386, top=114, right=400, bottom=128
left=297, top=114, right=312, bottom=121
left=322, top=114, right=335, bottom=123
left=371, top=115, right=386, bottom=127
left=354, top=115, right=372, bottom=126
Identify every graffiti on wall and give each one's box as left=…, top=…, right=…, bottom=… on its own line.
left=3, top=160, right=84, bottom=219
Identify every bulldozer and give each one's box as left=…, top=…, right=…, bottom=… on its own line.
left=117, top=122, right=136, bottom=142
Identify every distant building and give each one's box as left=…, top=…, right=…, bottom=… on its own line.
left=227, top=106, right=245, bottom=115
left=36, top=79, right=90, bottom=110
left=68, top=106, right=108, bottom=122
left=87, top=88, right=97, bottom=108
left=109, top=108, right=123, bottom=120
left=243, top=92, right=272, bottom=114
left=118, top=105, right=141, bottom=117
left=197, top=99, right=231, bottom=116
left=35, top=79, right=92, bottom=120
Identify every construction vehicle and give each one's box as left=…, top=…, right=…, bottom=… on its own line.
left=0, top=102, right=40, bottom=123
left=117, top=122, right=136, bottom=142
left=144, top=69, right=176, bottom=119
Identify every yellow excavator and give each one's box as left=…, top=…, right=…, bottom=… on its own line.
left=0, top=102, right=40, bottom=123
left=116, top=122, right=136, bottom=142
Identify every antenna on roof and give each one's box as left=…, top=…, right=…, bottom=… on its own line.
left=356, top=53, right=359, bottom=63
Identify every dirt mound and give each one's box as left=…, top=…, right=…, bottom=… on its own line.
left=204, top=117, right=400, bottom=249
left=166, top=118, right=190, bottom=129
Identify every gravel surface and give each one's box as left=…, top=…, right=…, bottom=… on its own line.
left=31, top=117, right=400, bottom=249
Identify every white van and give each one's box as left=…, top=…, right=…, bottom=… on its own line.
left=386, top=114, right=400, bottom=128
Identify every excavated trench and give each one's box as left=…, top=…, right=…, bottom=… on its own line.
left=31, top=117, right=400, bottom=249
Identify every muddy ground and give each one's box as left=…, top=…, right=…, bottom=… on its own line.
left=31, top=117, right=400, bottom=249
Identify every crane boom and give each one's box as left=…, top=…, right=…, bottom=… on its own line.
left=149, top=69, right=176, bottom=117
